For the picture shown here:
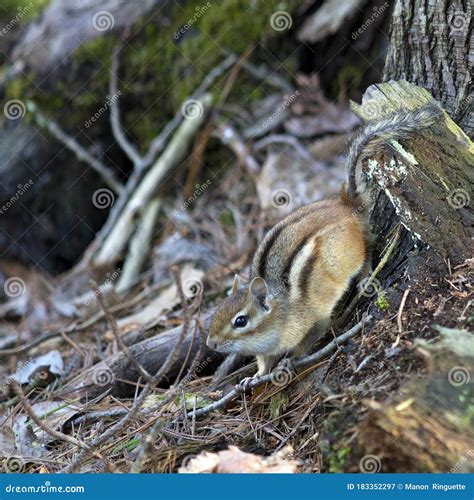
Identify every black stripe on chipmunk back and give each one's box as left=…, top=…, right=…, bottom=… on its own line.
left=281, top=232, right=314, bottom=290
left=298, top=239, right=320, bottom=296
left=256, top=211, right=309, bottom=279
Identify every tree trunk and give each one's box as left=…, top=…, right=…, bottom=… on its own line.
left=383, top=0, right=473, bottom=137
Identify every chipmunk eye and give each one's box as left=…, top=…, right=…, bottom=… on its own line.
left=233, top=315, right=248, bottom=328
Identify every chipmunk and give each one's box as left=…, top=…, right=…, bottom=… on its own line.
left=207, top=104, right=442, bottom=378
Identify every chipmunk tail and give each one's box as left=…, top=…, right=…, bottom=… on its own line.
left=345, top=103, right=443, bottom=201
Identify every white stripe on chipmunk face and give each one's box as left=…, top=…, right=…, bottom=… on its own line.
left=288, top=235, right=318, bottom=302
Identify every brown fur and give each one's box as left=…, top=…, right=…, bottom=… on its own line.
left=207, top=193, right=369, bottom=375
left=207, top=104, right=441, bottom=376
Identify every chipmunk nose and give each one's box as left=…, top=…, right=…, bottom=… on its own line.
left=206, top=337, right=218, bottom=350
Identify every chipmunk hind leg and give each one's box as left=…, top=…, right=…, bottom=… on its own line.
left=256, top=354, right=280, bottom=376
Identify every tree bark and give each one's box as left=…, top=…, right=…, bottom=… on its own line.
left=383, top=0, right=473, bottom=137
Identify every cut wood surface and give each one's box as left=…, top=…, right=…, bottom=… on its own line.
left=351, top=80, right=473, bottom=264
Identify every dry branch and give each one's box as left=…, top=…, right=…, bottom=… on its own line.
left=186, top=316, right=372, bottom=420
left=93, top=93, right=213, bottom=266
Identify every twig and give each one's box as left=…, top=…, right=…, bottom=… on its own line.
left=62, top=272, right=193, bottom=472
left=222, top=50, right=293, bottom=92
left=11, top=381, right=116, bottom=472
left=129, top=274, right=205, bottom=473
left=253, top=134, right=316, bottom=164
left=81, top=55, right=237, bottom=264
left=397, top=287, right=411, bottom=334
left=91, top=280, right=153, bottom=384
left=187, top=315, right=372, bottom=420
left=93, top=93, right=212, bottom=266
left=214, top=123, right=260, bottom=174
left=26, top=101, right=123, bottom=194
left=115, top=198, right=162, bottom=294
left=109, top=43, right=142, bottom=165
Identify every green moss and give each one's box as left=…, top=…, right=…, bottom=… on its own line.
left=3, top=0, right=299, bottom=165
left=375, top=292, right=390, bottom=311
left=269, top=391, right=289, bottom=420
left=327, top=446, right=351, bottom=473
left=0, top=0, right=50, bottom=21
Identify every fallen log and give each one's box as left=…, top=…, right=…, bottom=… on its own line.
left=64, top=314, right=219, bottom=400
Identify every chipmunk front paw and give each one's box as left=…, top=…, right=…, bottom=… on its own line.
left=236, top=374, right=259, bottom=393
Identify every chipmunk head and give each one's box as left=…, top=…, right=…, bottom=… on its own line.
left=207, top=275, right=280, bottom=355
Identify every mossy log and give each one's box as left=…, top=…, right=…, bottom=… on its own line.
left=351, top=80, right=473, bottom=277
left=357, top=328, right=473, bottom=473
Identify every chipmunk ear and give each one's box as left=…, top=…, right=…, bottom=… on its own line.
left=249, top=277, right=268, bottom=304
left=231, top=274, right=243, bottom=294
